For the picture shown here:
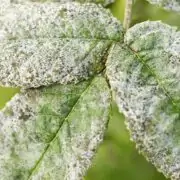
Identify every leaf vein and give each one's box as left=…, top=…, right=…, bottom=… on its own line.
left=27, top=77, right=95, bottom=180
left=127, top=45, right=178, bottom=109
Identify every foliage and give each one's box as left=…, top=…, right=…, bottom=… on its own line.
left=0, top=76, right=110, bottom=179
left=146, top=0, right=180, bottom=12
left=0, top=0, right=180, bottom=180
left=107, top=21, right=180, bottom=179
left=12, top=0, right=115, bottom=6
left=0, top=2, right=122, bottom=88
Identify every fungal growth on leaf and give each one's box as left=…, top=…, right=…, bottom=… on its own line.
left=12, top=0, right=115, bottom=6
left=0, top=76, right=110, bottom=180
left=146, top=0, right=180, bottom=13
left=0, top=2, right=123, bottom=88
left=1, top=0, right=180, bottom=179
left=106, top=21, right=180, bottom=180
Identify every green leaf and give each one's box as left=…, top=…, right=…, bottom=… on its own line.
left=106, top=21, right=180, bottom=179
left=0, top=2, right=123, bottom=88
left=0, top=75, right=110, bottom=180
left=12, top=0, right=115, bottom=6
left=146, top=0, right=180, bottom=13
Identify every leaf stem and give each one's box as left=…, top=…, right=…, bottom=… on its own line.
left=123, top=0, right=133, bottom=30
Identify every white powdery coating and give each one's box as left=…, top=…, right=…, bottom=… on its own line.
left=125, top=21, right=180, bottom=97
left=0, top=76, right=110, bottom=180
left=0, top=0, right=11, bottom=14
left=106, top=21, right=180, bottom=180
left=0, top=2, right=123, bottom=88
left=146, top=0, right=180, bottom=13
left=12, top=0, right=115, bottom=6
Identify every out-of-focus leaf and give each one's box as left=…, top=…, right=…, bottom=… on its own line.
left=106, top=21, right=180, bottom=180
left=0, top=2, right=123, bottom=88
left=146, top=0, right=180, bottom=13
left=0, top=75, right=110, bottom=180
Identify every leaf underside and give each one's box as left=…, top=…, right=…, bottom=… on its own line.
left=0, top=75, right=110, bottom=180
left=0, top=2, right=123, bottom=88
left=106, top=21, right=180, bottom=180
left=146, top=0, right=180, bottom=13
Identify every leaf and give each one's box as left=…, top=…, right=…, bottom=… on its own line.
left=106, top=21, right=180, bottom=180
left=0, top=75, right=110, bottom=180
left=0, top=2, right=123, bottom=88
left=146, top=0, right=180, bottom=13
left=11, top=0, right=115, bottom=6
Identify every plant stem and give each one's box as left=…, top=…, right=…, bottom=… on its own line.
left=123, top=0, right=133, bottom=31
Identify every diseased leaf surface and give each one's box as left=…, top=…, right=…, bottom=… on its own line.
left=0, top=75, right=110, bottom=180
left=0, top=2, right=123, bottom=88
left=106, top=21, right=180, bottom=180
left=12, top=0, right=115, bottom=6
left=146, top=0, right=180, bottom=13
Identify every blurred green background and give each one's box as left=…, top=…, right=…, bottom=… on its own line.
left=0, top=0, right=180, bottom=179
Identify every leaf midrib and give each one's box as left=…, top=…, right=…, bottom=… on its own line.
left=126, top=45, right=178, bottom=110
left=6, top=37, right=121, bottom=42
